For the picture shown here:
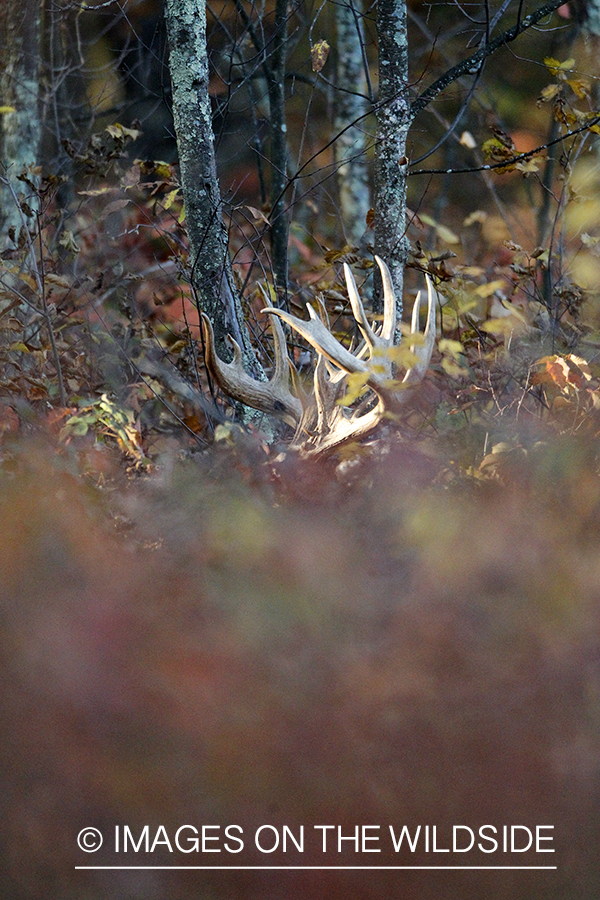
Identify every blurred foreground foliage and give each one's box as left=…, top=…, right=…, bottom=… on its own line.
left=0, top=429, right=599, bottom=900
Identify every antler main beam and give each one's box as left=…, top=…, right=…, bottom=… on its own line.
left=202, top=257, right=438, bottom=456
left=201, top=311, right=302, bottom=427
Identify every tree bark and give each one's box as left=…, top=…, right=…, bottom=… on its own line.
left=374, top=0, right=409, bottom=326
left=267, top=0, right=290, bottom=307
left=0, top=0, right=42, bottom=249
left=334, top=0, right=371, bottom=248
left=164, top=0, right=263, bottom=379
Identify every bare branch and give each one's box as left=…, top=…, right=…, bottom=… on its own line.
left=410, top=0, right=570, bottom=121
left=409, top=114, right=600, bottom=176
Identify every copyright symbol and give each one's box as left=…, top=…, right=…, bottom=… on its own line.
left=77, top=827, right=103, bottom=852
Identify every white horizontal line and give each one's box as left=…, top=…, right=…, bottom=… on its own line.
left=75, top=865, right=558, bottom=871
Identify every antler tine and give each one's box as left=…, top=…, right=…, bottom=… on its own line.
left=374, top=255, right=397, bottom=343
left=256, top=283, right=289, bottom=384
left=405, top=274, right=437, bottom=382
left=343, top=263, right=376, bottom=349
left=201, top=312, right=302, bottom=427
left=261, top=305, right=371, bottom=377
left=410, top=287, right=422, bottom=335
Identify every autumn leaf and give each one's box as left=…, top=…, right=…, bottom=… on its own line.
left=105, top=123, right=141, bottom=142
left=539, top=83, right=561, bottom=102
left=311, top=40, right=330, bottom=73
left=58, top=230, right=80, bottom=253
left=244, top=205, right=270, bottom=225
left=163, top=188, right=181, bottom=211
left=45, top=273, right=72, bottom=290
left=544, top=56, right=575, bottom=77
left=481, top=317, right=518, bottom=336
left=341, top=371, right=370, bottom=406
left=439, top=338, right=464, bottom=359
left=515, top=158, right=542, bottom=174
left=481, top=138, right=516, bottom=172
left=568, top=77, right=590, bottom=99
left=441, top=357, right=464, bottom=378
left=474, top=280, right=505, bottom=298
left=419, top=213, right=460, bottom=244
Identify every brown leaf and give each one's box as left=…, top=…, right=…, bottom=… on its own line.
left=244, top=205, right=270, bottom=225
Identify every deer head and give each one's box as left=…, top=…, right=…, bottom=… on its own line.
left=201, top=257, right=437, bottom=456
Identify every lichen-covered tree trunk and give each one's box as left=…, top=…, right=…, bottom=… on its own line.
left=164, top=0, right=263, bottom=378
left=334, top=0, right=371, bottom=247
left=0, top=0, right=42, bottom=249
left=374, top=0, right=409, bottom=324
left=267, top=0, right=290, bottom=307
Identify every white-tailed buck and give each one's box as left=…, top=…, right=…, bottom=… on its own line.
left=202, top=257, right=437, bottom=456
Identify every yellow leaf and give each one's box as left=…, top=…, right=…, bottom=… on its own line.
left=463, top=212, right=487, bottom=227
left=543, top=56, right=561, bottom=73
left=480, top=317, right=516, bottom=336
left=570, top=253, right=600, bottom=290
left=474, top=279, right=505, bottom=298
left=163, top=188, right=180, bottom=211
left=341, top=371, right=369, bottom=406
left=435, top=223, right=461, bottom=245
left=515, top=158, right=541, bottom=174
left=441, top=357, right=464, bottom=378
left=482, top=138, right=511, bottom=158
left=567, top=196, right=600, bottom=234
left=387, top=343, right=420, bottom=370
left=419, top=214, right=460, bottom=244
left=544, top=56, right=574, bottom=76
left=311, top=40, right=330, bottom=73
left=568, top=77, right=590, bottom=99
left=0, top=106, right=16, bottom=114
left=481, top=138, right=515, bottom=172
left=154, top=162, right=172, bottom=179
left=539, top=83, right=561, bottom=102
left=77, top=187, right=114, bottom=196
left=439, top=338, right=464, bottom=359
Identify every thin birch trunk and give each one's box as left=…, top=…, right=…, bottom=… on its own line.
left=374, top=0, right=409, bottom=327
left=164, top=0, right=263, bottom=380
left=268, top=0, right=290, bottom=306
left=0, top=0, right=42, bottom=250
left=334, top=0, right=370, bottom=247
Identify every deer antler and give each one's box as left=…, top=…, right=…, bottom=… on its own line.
left=201, top=310, right=302, bottom=427
left=202, top=257, right=438, bottom=456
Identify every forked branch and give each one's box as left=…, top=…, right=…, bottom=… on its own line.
left=202, top=257, right=437, bottom=456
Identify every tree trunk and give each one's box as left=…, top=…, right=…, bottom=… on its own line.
left=267, top=0, right=290, bottom=307
left=0, top=0, right=42, bottom=249
left=164, top=0, right=263, bottom=379
left=374, top=0, right=409, bottom=326
left=334, top=0, right=371, bottom=248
